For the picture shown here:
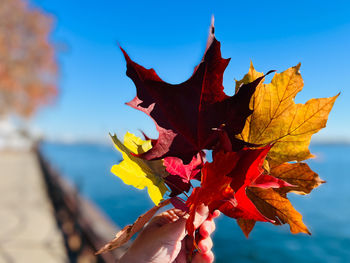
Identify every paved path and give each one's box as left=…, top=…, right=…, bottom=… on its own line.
left=0, top=152, right=68, bottom=263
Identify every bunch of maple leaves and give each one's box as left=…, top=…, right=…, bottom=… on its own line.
left=96, top=22, right=338, bottom=255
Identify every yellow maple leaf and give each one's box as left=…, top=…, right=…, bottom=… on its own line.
left=110, top=132, right=168, bottom=205
left=236, top=62, right=339, bottom=166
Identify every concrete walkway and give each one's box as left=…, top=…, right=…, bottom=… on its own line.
left=0, top=152, right=68, bottom=263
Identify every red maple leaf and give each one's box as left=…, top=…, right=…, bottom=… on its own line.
left=121, top=21, right=269, bottom=163
left=163, top=152, right=204, bottom=196
left=186, top=146, right=291, bottom=237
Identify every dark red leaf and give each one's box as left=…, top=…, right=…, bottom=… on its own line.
left=170, top=196, right=189, bottom=212
left=121, top=21, right=267, bottom=163
left=163, top=152, right=204, bottom=195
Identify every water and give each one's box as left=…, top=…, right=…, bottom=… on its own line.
left=40, top=142, right=350, bottom=262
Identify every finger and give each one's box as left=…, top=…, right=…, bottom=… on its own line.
left=198, top=237, right=213, bottom=253
left=174, top=209, right=187, bottom=218
left=192, top=250, right=214, bottom=263
left=168, top=209, right=180, bottom=221
left=166, top=208, right=187, bottom=219
left=153, top=208, right=189, bottom=241
left=148, top=214, right=172, bottom=228
left=193, top=204, right=209, bottom=229
left=155, top=216, right=188, bottom=243
left=211, top=210, right=221, bottom=219
left=147, top=209, right=186, bottom=228
left=199, top=220, right=215, bottom=238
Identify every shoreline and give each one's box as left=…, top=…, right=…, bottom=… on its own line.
left=36, top=148, right=128, bottom=262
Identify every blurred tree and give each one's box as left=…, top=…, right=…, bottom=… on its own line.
left=0, top=0, right=57, bottom=118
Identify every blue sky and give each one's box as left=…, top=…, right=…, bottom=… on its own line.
left=31, top=0, right=350, bottom=143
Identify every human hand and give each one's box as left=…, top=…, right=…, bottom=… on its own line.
left=119, top=204, right=220, bottom=263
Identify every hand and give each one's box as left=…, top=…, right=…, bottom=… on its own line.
left=119, top=204, right=220, bottom=263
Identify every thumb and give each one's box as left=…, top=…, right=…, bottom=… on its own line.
left=157, top=216, right=188, bottom=242
left=193, top=204, right=209, bottom=229
left=157, top=205, right=209, bottom=242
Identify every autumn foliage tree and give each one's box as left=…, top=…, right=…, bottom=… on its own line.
left=0, top=0, right=57, bottom=118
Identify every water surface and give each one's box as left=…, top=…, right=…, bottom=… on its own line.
left=41, top=142, right=350, bottom=263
